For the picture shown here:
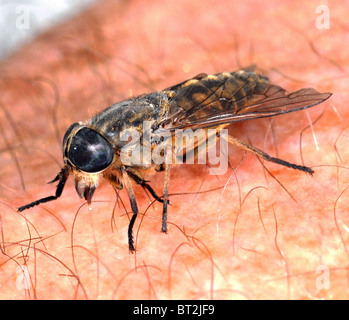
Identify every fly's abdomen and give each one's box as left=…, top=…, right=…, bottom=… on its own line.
left=166, top=70, right=271, bottom=124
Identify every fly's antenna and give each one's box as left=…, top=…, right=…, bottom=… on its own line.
left=17, top=167, right=69, bottom=212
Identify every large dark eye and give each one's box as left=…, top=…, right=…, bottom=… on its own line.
left=67, top=127, right=114, bottom=173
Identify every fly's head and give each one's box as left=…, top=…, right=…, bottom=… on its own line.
left=63, top=122, right=115, bottom=204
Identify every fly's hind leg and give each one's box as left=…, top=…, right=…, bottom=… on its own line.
left=224, top=135, right=314, bottom=175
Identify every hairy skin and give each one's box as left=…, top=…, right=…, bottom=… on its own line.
left=0, top=0, right=348, bottom=299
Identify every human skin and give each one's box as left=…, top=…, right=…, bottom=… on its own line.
left=0, top=0, right=348, bottom=300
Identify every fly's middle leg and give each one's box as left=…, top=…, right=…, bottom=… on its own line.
left=121, top=166, right=139, bottom=252
left=161, top=163, right=171, bottom=233
left=127, top=169, right=167, bottom=204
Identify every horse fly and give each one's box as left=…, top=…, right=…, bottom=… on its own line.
left=18, top=68, right=331, bottom=252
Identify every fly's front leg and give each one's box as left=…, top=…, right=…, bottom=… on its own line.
left=121, top=166, right=138, bottom=253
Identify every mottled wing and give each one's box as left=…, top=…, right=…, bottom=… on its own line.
left=159, top=70, right=331, bottom=131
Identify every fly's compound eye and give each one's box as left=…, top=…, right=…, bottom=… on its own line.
left=67, top=127, right=114, bottom=173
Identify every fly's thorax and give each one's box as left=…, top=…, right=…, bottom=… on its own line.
left=88, top=92, right=170, bottom=147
